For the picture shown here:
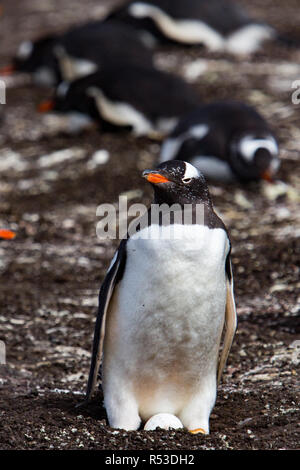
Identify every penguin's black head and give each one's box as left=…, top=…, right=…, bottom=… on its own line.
left=53, top=81, right=86, bottom=113
left=143, top=160, right=212, bottom=205
left=38, top=77, right=100, bottom=120
left=230, top=132, right=280, bottom=182
left=13, top=36, right=61, bottom=85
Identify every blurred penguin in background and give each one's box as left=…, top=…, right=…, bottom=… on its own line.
left=2, top=20, right=154, bottom=86
left=38, top=64, right=201, bottom=138
left=160, top=101, right=280, bottom=183
left=105, top=0, right=276, bottom=54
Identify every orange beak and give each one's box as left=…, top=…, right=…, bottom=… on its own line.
left=0, top=229, right=16, bottom=240
left=37, top=99, right=54, bottom=113
left=0, top=64, right=15, bottom=76
left=143, top=171, right=170, bottom=184
left=261, top=169, right=274, bottom=183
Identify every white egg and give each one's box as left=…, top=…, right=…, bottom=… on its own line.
left=144, top=413, right=184, bottom=431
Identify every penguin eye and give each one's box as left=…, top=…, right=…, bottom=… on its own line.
left=182, top=177, right=192, bottom=184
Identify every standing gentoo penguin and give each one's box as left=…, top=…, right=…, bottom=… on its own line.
left=39, top=65, right=200, bottom=138
left=105, top=0, right=275, bottom=54
left=85, top=160, right=237, bottom=433
left=160, top=101, right=280, bottom=183
left=1, top=21, right=154, bottom=86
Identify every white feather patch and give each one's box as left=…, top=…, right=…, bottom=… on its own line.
left=226, top=24, right=275, bottom=55
left=191, top=156, right=234, bottom=182
left=269, top=156, right=281, bottom=174
left=156, top=117, right=178, bottom=135
left=87, top=87, right=155, bottom=136
left=17, top=41, right=33, bottom=60
left=160, top=124, right=209, bottom=162
left=128, top=2, right=225, bottom=49
left=57, top=81, right=70, bottom=97
left=160, top=137, right=181, bottom=163
left=70, top=58, right=97, bottom=78
left=54, top=46, right=97, bottom=81
left=239, top=136, right=279, bottom=162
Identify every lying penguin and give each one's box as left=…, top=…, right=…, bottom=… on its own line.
left=160, top=101, right=280, bottom=183
left=38, top=64, right=200, bottom=138
left=85, top=160, right=237, bottom=433
left=1, top=20, right=154, bottom=86
left=105, top=0, right=276, bottom=54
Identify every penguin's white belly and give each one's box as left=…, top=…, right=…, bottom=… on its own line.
left=103, top=225, right=229, bottom=420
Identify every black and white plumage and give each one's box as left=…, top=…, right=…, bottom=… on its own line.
left=106, top=0, right=275, bottom=54
left=12, top=20, right=154, bottom=86
left=49, top=65, right=200, bottom=138
left=160, top=101, right=280, bottom=183
left=85, top=160, right=237, bottom=433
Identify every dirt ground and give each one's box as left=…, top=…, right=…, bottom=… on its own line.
left=0, top=0, right=299, bottom=451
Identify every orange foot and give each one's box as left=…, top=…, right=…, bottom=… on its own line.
left=0, top=229, right=16, bottom=240
left=189, top=428, right=207, bottom=435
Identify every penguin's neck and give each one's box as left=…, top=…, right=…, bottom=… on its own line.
left=151, top=188, right=222, bottom=229
left=153, top=187, right=212, bottom=208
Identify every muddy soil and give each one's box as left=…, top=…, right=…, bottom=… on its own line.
left=0, top=0, right=299, bottom=451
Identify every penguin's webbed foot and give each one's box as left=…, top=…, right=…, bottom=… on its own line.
left=189, top=427, right=207, bottom=435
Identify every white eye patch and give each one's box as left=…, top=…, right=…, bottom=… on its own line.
left=239, top=136, right=278, bottom=162
left=183, top=161, right=200, bottom=179
left=17, top=41, right=33, bottom=60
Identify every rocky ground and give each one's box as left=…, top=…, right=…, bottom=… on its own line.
left=0, top=0, right=299, bottom=451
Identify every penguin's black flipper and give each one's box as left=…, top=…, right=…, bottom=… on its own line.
left=217, top=257, right=237, bottom=384
left=84, top=239, right=127, bottom=402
